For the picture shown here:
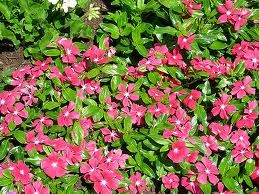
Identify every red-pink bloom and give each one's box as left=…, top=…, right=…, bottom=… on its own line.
left=11, top=160, right=33, bottom=185
left=46, top=138, right=68, bottom=151
left=195, top=157, right=219, bottom=185
left=218, top=0, right=235, bottom=23
left=25, top=131, right=48, bottom=152
left=230, top=130, right=250, bottom=148
left=168, top=141, right=189, bottom=163
left=183, top=90, right=201, bottom=110
left=167, top=47, right=185, bottom=69
left=147, top=102, right=169, bottom=118
left=201, top=135, right=218, bottom=156
left=186, top=151, right=199, bottom=163
left=251, top=166, right=259, bottom=185
left=148, top=88, right=165, bottom=102
left=177, top=35, right=195, bottom=50
left=60, top=39, right=80, bottom=64
left=105, top=149, right=129, bottom=170
left=209, top=122, right=232, bottom=140
left=244, top=100, right=257, bottom=114
left=128, top=103, right=147, bottom=125
left=231, top=145, right=253, bottom=163
left=162, top=173, right=179, bottom=189
left=64, top=67, right=81, bottom=86
left=32, top=114, right=53, bottom=132
left=181, top=176, right=202, bottom=194
left=91, top=170, right=121, bottom=194
left=63, top=144, right=82, bottom=165
left=115, top=84, right=139, bottom=107
left=236, top=114, right=257, bottom=129
left=41, top=152, right=68, bottom=179
left=182, top=0, right=202, bottom=14
left=20, top=87, right=38, bottom=106
left=231, top=8, right=250, bottom=31
left=106, top=96, right=119, bottom=119
left=129, top=172, right=149, bottom=194
left=83, top=45, right=109, bottom=64
left=0, top=91, right=15, bottom=114
left=231, top=76, right=255, bottom=98
left=211, top=94, right=236, bottom=119
left=34, top=57, right=52, bottom=72
left=57, top=102, right=79, bottom=127
left=49, top=66, right=65, bottom=82
left=100, top=128, right=120, bottom=143
left=24, top=181, right=50, bottom=194
left=5, top=102, right=28, bottom=125
left=77, top=79, right=101, bottom=99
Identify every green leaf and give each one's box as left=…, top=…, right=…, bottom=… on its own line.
left=73, top=121, right=84, bottom=145
left=100, top=23, right=120, bottom=39
left=209, top=41, right=228, bottom=50
left=153, top=26, right=177, bottom=35
left=222, top=177, right=242, bottom=193
left=245, top=159, right=256, bottom=176
left=13, top=130, right=26, bottom=144
left=167, top=66, right=185, bottom=80
left=111, top=75, right=122, bottom=91
left=0, top=140, right=9, bottom=160
left=87, top=68, right=100, bottom=79
left=148, top=72, right=161, bottom=84
left=200, top=182, right=212, bottom=194
left=194, top=105, right=207, bottom=124
left=0, top=177, right=12, bottom=186
left=62, top=87, right=76, bottom=101
left=43, top=101, right=60, bottom=110
left=99, top=86, right=110, bottom=104
left=140, top=162, right=156, bottom=178
left=202, top=80, right=211, bottom=95
left=101, top=65, right=127, bottom=75
left=124, top=116, right=132, bottom=132
left=84, top=105, right=101, bottom=118
left=226, top=164, right=240, bottom=177
left=43, top=49, right=61, bottom=57
left=219, top=154, right=233, bottom=176
left=0, top=2, right=11, bottom=20
left=148, top=134, right=171, bottom=145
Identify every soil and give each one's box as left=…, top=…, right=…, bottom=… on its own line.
left=84, top=0, right=108, bottom=31
left=0, top=42, right=30, bottom=73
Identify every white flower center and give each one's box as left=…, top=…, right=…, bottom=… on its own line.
left=252, top=58, right=257, bottom=63
left=20, top=170, right=25, bottom=175
left=135, top=181, right=141, bottom=186
left=241, top=86, right=245, bottom=90
left=183, top=38, right=187, bottom=43
left=136, top=112, right=142, bottom=117
left=205, top=169, right=210, bottom=174
left=220, top=104, right=225, bottom=109
left=64, top=111, right=70, bottom=117
left=101, top=179, right=107, bottom=185
left=51, top=162, right=58, bottom=168
left=125, top=92, right=130, bottom=97
left=13, top=111, right=18, bottom=115
left=226, top=11, right=231, bottom=15
left=173, top=148, right=179, bottom=153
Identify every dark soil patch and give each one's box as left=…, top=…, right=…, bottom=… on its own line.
left=84, top=0, right=108, bottom=32
left=0, top=42, right=30, bottom=73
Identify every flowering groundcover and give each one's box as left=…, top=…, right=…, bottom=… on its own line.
left=0, top=0, right=259, bottom=194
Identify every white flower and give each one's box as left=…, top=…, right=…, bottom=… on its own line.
left=48, top=0, right=59, bottom=4
left=62, top=0, right=77, bottom=12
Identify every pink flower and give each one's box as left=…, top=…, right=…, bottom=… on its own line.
left=91, top=170, right=121, bottom=194
left=63, top=144, right=82, bottom=165
left=236, top=114, right=257, bottom=129
left=77, top=79, right=101, bottom=99
left=148, top=88, right=165, bottom=102
left=100, top=128, right=120, bottom=143
left=138, top=57, right=161, bottom=71
left=147, top=102, right=169, bottom=118
left=49, top=66, right=65, bottom=82
left=34, top=57, right=52, bottom=72
left=214, top=182, right=233, bottom=194
left=57, top=102, right=79, bottom=127
left=182, top=0, right=202, bottom=14
left=83, top=45, right=109, bottom=64
left=128, top=103, right=147, bottom=125
left=106, top=97, right=119, bottom=119
left=251, top=166, right=259, bottom=185
left=115, top=84, right=139, bottom=107
left=46, top=138, right=68, bottom=151
left=64, top=67, right=81, bottom=86
left=41, top=152, right=68, bottom=179
left=231, top=76, right=255, bottom=98
left=231, top=145, right=253, bottom=163
left=11, top=160, right=33, bottom=185
left=162, top=173, right=179, bottom=189
left=181, top=176, right=202, bottom=194
left=129, top=172, right=148, bottom=194
left=217, top=0, right=235, bottom=23
left=167, top=47, right=185, bottom=69
left=186, top=151, right=199, bottom=163
left=105, top=149, right=129, bottom=170
left=211, top=94, right=236, bottom=119
left=177, top=35, right=195, bottom=50
left=32, top=114, right=53, bottom=132
left=195, top=157, right=219, bottom=185
left=230, top=130, right=250, bottom=148
left=209, top=122, right=232, bottom=140
left=168, top=141, right=189, bottom=163
left=183, top=90, right=201, bottom=110
left=201, top=135, right=218, bottom=156
left=25, top=131, right=48, bottom=152
left=5, top=102, right=28, bottom=125
left=0, top=91, right=15, bottom=114
left=60, top=39, right=80, bottom=64
left=231, top=8, right=250, bottom=31
left=20, top=87, right=38, bottom=106
left=24, top=181, right=50, bottom=194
